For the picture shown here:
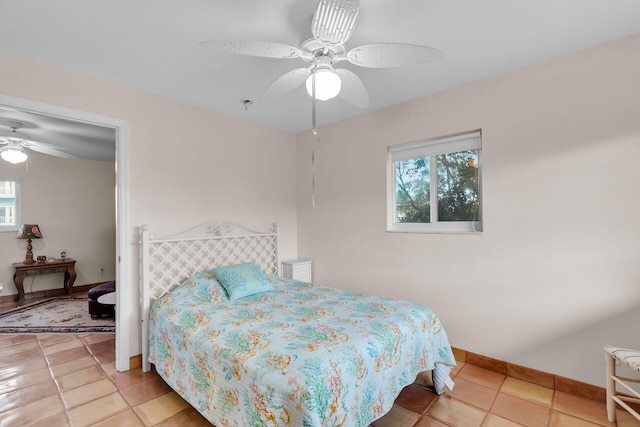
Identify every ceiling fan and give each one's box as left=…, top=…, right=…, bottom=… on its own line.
left=0, top=121, right=78, bottom=164
left=200, top=0, right=443, bottom=109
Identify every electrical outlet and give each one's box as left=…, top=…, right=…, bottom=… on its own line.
left=99, top=267, right=104, bottom=275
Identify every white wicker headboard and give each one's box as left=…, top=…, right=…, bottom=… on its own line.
left=140, top=221, right=280, bottom=372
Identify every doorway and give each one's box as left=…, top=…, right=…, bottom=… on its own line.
left=0, top=93, right=130, bottom=371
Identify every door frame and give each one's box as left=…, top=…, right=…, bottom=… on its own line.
left=0, top=93, right=131, bottom=371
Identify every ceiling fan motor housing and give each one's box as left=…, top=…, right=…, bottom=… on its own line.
left=299, top=38, right=346, bottom=64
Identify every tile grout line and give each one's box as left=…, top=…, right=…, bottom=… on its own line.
left=407, top=383, right=442, bottom=427
left=477, top=363, right=507, bottom=427
left=33, top=334, right=126, bottom=427
left=38, top=334, right=75, bottom=427
left=0, top=336, right=52, bottom=417
left=82, top=333, right=149, bottom=427
left=546, top=388, right=556, bottom=427
left=81, top=331, right=191, bottom=427
left=88, top=336, right=175, bottom=427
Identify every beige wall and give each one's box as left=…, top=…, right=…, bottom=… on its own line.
left=0, top=155, right=116, bottom=295
left=2, top=33, right=639, bottom=387
left=0, top=50, right=299, bottom=357
left=296, top=33, right=640, bottom=387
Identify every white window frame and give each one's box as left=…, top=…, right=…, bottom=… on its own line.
left=387, top=130, right=483, bottom=234
left=0, top=177, right=21, bottom=233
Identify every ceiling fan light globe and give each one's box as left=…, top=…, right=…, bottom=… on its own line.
left=0, top=144, right=28, bottom=164
left=305, top=69, right=342, bottom=101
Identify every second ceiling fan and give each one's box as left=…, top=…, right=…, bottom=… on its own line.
left=201, top=0, right=443, bottom=109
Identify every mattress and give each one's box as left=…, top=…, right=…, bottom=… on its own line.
left=148, top=273, right=456, bottom=426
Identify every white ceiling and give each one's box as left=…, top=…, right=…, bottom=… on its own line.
left=0, top=107, right=116, bottom=162
left=1, top=0, right=640, bottom=160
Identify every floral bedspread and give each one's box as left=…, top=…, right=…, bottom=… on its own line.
left=148, top=274, right=456, bottom=427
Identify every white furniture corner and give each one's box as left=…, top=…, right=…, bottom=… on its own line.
left=282, top=259, right=312, bottom=282
left=97, top=291, right=117, bottom=305
left=604, top=346, right=640, bottom=422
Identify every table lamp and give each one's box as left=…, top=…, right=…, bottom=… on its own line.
left=17, top=224, right=42, bottom=264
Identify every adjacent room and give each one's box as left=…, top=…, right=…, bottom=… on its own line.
left=0, top=0, right=639, bottom=425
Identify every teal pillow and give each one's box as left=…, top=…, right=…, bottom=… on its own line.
left=211, top=262, right=274, bottom=300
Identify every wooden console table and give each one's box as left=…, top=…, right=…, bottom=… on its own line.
left=12, top=258, right=77, bottom=305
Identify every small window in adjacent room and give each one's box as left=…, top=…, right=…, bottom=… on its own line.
left=0, top=178, right=21, bottom=232
left=387, top=130, right=482, bottom=233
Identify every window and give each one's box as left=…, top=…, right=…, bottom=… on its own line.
left=0, top=178, right=21, bottom=232
left=387, top=130, right=482, bottom=233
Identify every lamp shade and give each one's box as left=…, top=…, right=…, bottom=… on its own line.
left=1, top=143, right=28, bottom=164
left=17, top=224, right=43, bottom=240
left=17, top=224, right=42, bottom=264
left=306, top=68, right=342, bottom=101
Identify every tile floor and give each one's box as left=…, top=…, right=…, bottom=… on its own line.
left=0, top=333, right=639, bottom=427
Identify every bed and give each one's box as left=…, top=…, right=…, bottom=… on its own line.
left=141, top=221, right=456, bottom=427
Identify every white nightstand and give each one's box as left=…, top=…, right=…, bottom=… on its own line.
left=282, top=259, right=312, bottom=282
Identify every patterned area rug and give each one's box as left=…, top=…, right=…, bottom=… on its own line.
left=0, top=298, right=115, bottom=333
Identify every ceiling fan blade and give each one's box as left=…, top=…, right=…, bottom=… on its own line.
left=311, top=0, right=360, bottom=48
left=334, top=68, right=369, bottom=108
left=21, top=141, right=78, bottom=159
left=346, top=43, right=444, bottom=68
left=199, top=40, right=302, bottom=59
left=261, top=68, right=310, bottom=101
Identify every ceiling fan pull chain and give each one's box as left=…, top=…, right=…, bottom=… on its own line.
left=311, top=67, right=318, bottom=208
left=312, top=145, right=316, bottom=208
left=311, top=128, right=321, bottom=208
